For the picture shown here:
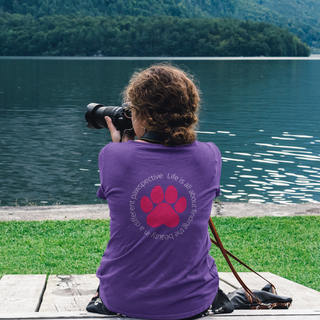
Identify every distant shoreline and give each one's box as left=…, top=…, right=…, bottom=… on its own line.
left=1, top=56, right=320, bottom=60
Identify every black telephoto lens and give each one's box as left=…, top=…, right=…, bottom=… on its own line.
left=85, top=103, right=132, bottom=132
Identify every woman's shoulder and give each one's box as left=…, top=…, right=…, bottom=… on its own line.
left=193, top=140, right=221, bottom=155
left=98, top=142, right=132, bottom=163
left=188, top=141, right=222, bottom=169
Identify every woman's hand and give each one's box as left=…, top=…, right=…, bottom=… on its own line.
left=105, top=116, right=135, bottom=142
left=105, top=116, right=121, bottom=142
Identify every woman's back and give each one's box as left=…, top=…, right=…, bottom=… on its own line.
left=97, top=140, right=221, bottom=319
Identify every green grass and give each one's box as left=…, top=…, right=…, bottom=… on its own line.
left=0, top=220, right=110, bottom=275
left=209, top=216, right=320, bottom=291
left=0, top=217, right=319, bottom=291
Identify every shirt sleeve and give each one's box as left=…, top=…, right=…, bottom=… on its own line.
left=97, top=146, right=107, bottom=199
left=208, top=142, right=222, bottom=198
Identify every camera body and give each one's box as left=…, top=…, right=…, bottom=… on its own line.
left=85, top=103, right=132, bottom=132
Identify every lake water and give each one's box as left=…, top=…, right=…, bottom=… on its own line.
left=0, top=57, right=320, bottom=206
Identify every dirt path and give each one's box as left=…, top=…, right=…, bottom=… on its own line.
left=0, top=202, right=320, bottom=221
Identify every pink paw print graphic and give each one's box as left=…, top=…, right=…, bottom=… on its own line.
left=140, top=185, right=187, bottom=228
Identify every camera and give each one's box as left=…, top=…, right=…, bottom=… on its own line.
left=85, top=103, right=132, bottom=132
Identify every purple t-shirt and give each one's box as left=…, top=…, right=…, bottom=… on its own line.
left=96, top=140, right=221, bottom=319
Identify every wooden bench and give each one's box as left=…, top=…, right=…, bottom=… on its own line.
left=0, top=273, right=319, bottom=319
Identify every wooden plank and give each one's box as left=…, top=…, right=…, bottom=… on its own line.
left=212, top=315, right=320, bottom=319
left=0, top=274, right=46, bottom=313
left=39, top=275, right=99, bottom=312
left=1, top=272, right=318, bottom=319
left=0, top=312, right=115, bottom=319
left=1, top=309, right=320, bottom=319
left=211, top=309, right=320, bottom=319
left=219, top=279, right=237, bottom=295
left=219, top=272, right=320, bottom=309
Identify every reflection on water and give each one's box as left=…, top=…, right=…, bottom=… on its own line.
left=197, top=130, right=320, bottom=204
left=0, top=58, right=319, bottom=206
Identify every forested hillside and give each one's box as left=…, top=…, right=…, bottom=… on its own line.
left=0, top=14, right=310, bottom=57
left=0, top=0, right=313, bottom=56
left=1, top=0, right=319, bottom=47
left=2, top=0, right=232, bottom=18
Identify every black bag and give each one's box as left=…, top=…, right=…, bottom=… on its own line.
left=211, top=288, right=235, bottom=314
left=208, top=218, right=293, bottom=311
left=227, top=284, right=292, bottom=310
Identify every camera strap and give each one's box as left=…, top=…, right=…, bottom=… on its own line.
left=208, top=217, right=276, bottom=305
left=139, top=131, right=166, bottom=144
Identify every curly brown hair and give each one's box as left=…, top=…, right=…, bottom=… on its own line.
left=123, top=64, right=200, bottom=146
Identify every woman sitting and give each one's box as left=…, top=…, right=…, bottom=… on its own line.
left=87, top=64, right=231, bottom=319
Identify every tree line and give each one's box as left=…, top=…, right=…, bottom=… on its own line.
left=2, top=0, right=233, bottom=18
left=0, top=14, right=311, bottom=57
left=0, top=14, right=310, bottom=57
left=0, top=0, right=319, bottom=47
